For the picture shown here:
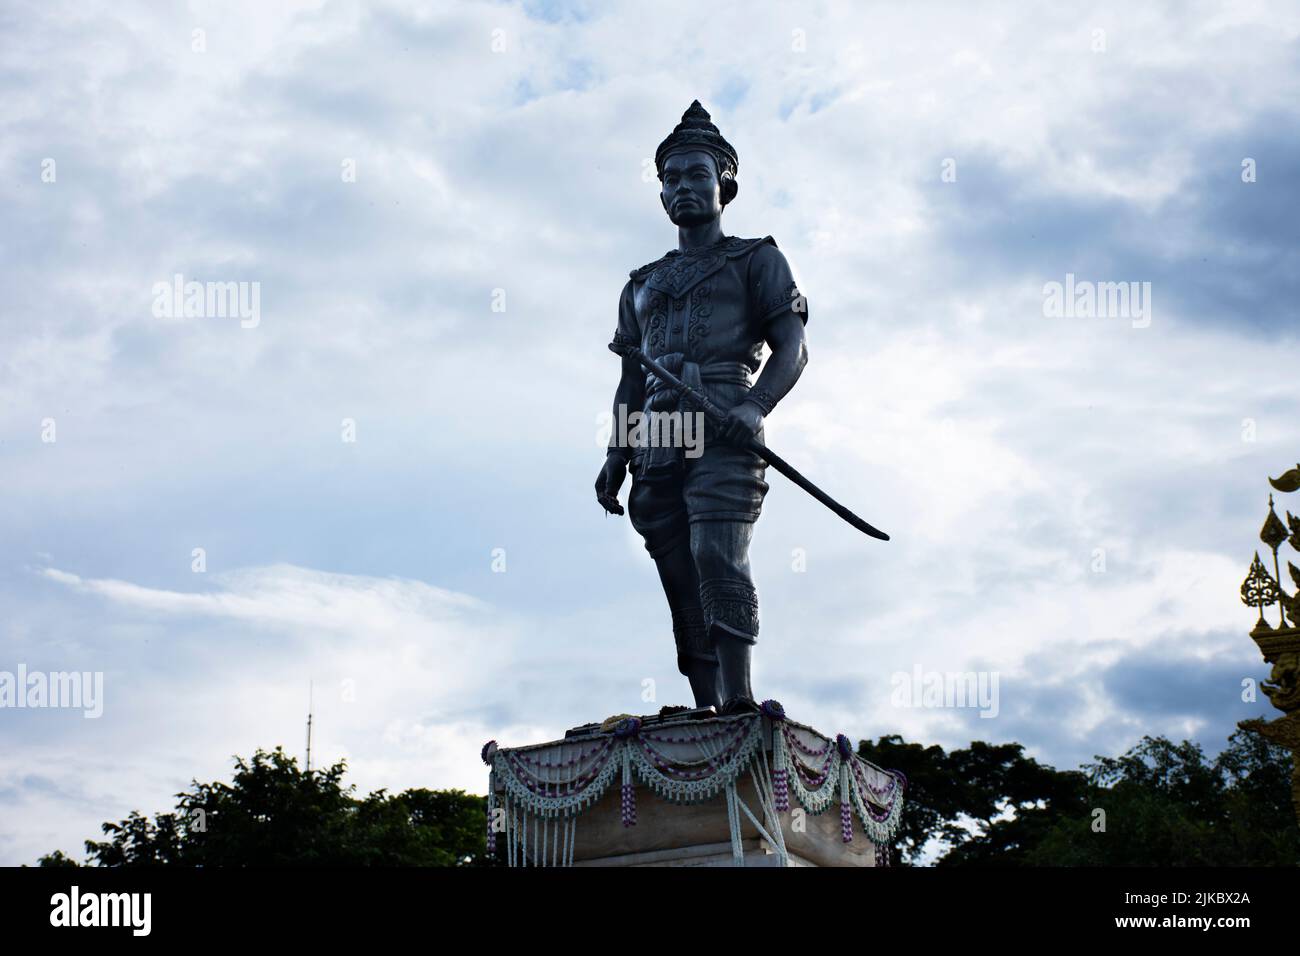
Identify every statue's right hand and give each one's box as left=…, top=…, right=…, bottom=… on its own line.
left=595, top=453, right=628, bottom=516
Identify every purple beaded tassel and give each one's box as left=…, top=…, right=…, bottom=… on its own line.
left=763, top=701, right=790, bottom=812
left=620, top=747, right=637, bottom=827
left=771, top=727, right=789, bottom=812
left=836, top=734, right=854, bottom=843
left=486, top=771, right=497, bottom=854
left=613, top=717, right=641, bottom=828
left=839, top=762, right=853, bottom=843
left=481, top=741, right=499, bottom=855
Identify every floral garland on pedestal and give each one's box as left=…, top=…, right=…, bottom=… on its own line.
left=764, top=701, right=906, bottom=858
left=483, top=701, right=906, bottom=867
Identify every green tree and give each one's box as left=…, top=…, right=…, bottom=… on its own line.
left=857, top=735, right=1087, bottom=865
left=860, top=730, right=1298, bottom=866
left=1022, top=731, right=1299, bottom=866
left=41, top=746, right=495, bottom=867
left=35, top=849, right=81, bottom=867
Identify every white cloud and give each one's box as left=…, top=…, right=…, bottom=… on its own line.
left=2, top=563, right=517, bottom=864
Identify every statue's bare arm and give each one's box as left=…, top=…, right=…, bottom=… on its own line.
left=719, top=310, right=808, bottom=444
left=595, top=352, right=645, bottom=513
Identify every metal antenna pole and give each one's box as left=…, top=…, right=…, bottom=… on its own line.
left=306, top=680, right=314, bottom=774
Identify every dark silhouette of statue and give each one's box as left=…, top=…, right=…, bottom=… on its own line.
left=595, top=101, right=810, bottom=714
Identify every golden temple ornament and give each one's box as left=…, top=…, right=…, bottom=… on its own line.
left=1239, top=467, right=1300, bottom=826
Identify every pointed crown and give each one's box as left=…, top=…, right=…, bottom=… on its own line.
left=654, top=100, right=739, bottom=180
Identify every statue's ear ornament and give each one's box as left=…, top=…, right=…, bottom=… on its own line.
left=720, top=172, right=738, bottom=205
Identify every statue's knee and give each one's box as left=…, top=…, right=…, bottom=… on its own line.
left=689, top=520, right=753, bottom=578
left=629, top=486, right=687, bottom=557
left=689, top=528, right=727, bottom=578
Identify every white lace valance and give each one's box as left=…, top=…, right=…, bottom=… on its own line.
left=482, top=703, right=906, bottom=867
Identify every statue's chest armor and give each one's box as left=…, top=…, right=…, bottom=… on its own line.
left=632, top=251, right=755, bottom=361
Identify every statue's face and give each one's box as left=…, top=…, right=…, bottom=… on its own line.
left=660, top=149, right=724, bottom=226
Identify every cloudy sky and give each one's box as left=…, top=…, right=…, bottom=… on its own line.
left=2, top=0, right=1298, bottom=865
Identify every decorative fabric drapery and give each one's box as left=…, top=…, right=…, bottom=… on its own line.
left=483, top=701, right=906, bottom=867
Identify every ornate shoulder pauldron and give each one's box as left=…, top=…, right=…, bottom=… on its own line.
left=629, top=235, right=772, bottom=301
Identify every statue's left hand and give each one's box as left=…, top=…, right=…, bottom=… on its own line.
left=595, top=451, right=628, bottom=516
left=721, top=401, right=764, bottom=445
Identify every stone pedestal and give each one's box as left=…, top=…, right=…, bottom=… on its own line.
left=483, top=705, right=904, bottom=868
left=569, top=777, right=876, bottom=867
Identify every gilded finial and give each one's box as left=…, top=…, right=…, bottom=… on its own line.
left=1262, top=495, right=1289, bottom=551
left=1242, top=551, right=1280, bottom=629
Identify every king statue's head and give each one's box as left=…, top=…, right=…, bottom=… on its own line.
left=655, top=100, right=739, bottom=227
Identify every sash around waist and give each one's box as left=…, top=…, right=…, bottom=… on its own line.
left=643, top=355, right=753, bottom=407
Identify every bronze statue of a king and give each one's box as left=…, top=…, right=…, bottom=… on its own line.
left=595, top=101, right=809, bottom=715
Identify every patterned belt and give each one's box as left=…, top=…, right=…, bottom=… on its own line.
left=638, top=354, right=752, bottom=481
left=644, top=354, right=752, bottom=411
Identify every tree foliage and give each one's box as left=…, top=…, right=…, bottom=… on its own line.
left=859, top=729, right=1299, bottom=866
left=38, top=747, right=493, bottom=867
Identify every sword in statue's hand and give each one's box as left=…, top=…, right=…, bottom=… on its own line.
left=608, top=343, right=890, bottom=541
